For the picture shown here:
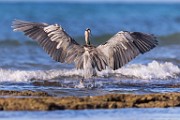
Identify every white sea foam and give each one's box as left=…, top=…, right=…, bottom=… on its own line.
left=97, top=61, right=180, bottom=79
left=0, top=69, right=84, bottom=82
left=0, top=61, right=179, bottom=82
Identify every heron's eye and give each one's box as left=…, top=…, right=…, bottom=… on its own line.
left=88, top=29, right=91, bottom=33
left=86, top=28, right=91, bottom=31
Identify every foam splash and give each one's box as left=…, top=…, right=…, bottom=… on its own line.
left=0, top=61, right=179, bottom=82
left=98, top=61, right=180, bottom=79
left=0, top=69, right=84, bottom=82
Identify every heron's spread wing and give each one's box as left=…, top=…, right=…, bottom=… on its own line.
left=97, top=31, right=158, bottom=70
left=12, top=19, right=84, bottom=65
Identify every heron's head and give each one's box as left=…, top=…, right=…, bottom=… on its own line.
left=85, top=28, right=91, bottom=45
left=85, top=28, right=91, bottom=33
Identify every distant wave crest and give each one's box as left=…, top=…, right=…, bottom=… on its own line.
left=1, top=32, right=180, bottom=46
left=0, top=61, right=179, bottom=82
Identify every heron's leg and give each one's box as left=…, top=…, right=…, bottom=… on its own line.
left=92, top=76, right=96, bottom=87
left=80, top=77, right=84, bottom=84
left=90, top=69, right=97, bottom=88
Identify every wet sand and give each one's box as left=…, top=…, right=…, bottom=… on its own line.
left=0, top=90, right=180, bottom=111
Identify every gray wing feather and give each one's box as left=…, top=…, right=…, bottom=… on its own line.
left=97, top=31, right=158, bottom=70
left=12, top=19, right=84, bottom=65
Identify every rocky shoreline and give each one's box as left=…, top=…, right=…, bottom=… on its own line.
left=0, top=90, right=180, bottom=111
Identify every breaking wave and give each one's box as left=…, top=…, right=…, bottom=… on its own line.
left=98, top=61, right=180, bottom=79
left=0, top=61, right=179, bottom=82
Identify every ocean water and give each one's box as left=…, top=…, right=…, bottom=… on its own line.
left=1, top=108, right=180, bottom=120
left=0, top=1, right=180, bottom=119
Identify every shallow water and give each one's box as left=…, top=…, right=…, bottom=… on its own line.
left=1, top=108, right=180, bottom=120
left=0, top=60, right=179, bottom=97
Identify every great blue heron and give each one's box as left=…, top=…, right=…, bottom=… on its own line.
left=12, top=20, right=158, bottom=78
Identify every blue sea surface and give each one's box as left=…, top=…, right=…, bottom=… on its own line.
left=1, top=2, right=180, bottom=40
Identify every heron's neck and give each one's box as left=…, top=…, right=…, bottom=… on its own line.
left=85, top=33, right=90, bottom=45
left=85, top=38, right=90, bottom=45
